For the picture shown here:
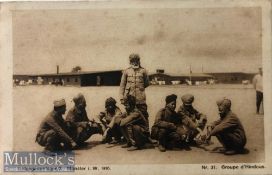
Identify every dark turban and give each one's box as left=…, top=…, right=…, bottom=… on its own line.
left=165, top=94, right=177, bottom=104
left=105, top=97, right=117, bottom=107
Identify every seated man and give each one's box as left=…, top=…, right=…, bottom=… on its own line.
left=206, top=98, right=247, bottom=155
left=65, top=93, right=103, bottom=146
left=35, top=99, right=77, bottom=152
left=119, top=95, right=149, bottom=151
left=177, top=94, right=207, bottom=145
left=151, top=94, right=186, bottom=152
left=97, top=97, right=123, bottom=144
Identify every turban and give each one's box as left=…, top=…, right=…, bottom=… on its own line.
left=73, top=93, right=86, bottom=104
left=53, top=98, right=66, bottom=107
left=216, top=97, right=231, bottom=109
left=181, top=94, right=194, bottom=105
left=105, top=97, right=117, bottom=107
left=165, top=94, right=177, bottom=104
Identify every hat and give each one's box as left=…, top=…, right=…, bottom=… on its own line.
left=129, top=53, right=140, bottom=62
left=73, top=93, right=85, bottom=104
left=181, top=94, right=194, bottom=105
left=53, top=99, right=66, bottom=107
left=105, top=97, right=117, bottom=107
left=216, top=97, right=231, bottom=108
left=165, top=94, right=177, bottom=104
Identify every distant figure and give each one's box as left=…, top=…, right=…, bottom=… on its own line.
left=151, top=94, right=186, bottom=152
left=206, top=98, right=247, bottom=155
left=96, top=76, right=101, bottom=86
left=252, top=67, right=263, bottom=114
left=35, top=99, right=77, bottom=152
left=119, top=53, right=150, bottom=119
left=119, top=95, right=149, bottom=151
left=177, top=94, right=207, bottom=145
left=65, top=93, right=103, bottom=146
left=97, top=97, right=123, bottom=144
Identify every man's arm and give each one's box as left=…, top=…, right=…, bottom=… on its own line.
left=181, top=115, right=197, bottom=130
left=82, top=110, right=90, bottom=122
left=154, top=110, right=176, bottom=130
left=46, top=118, right=75, bottom=144
left=177, top=108, right=197, bottom=130
left=192, top=107, right=202, bottom=120
left=96, top=112, right=108, bottom=125
left=143, top=69, right=149, bottom=88
left=209, top=116, right=238, bottom=136
left=119, top=70, right=127, bottom=104
left=120, top=112, right=140, bottom=126
left=65, top=110, right=76, bottom=123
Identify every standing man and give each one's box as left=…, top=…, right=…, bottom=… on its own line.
left=253, top=67, right=263, bottom=114
left=35, top=99, right=77, bottom=152
left=206, top=98, right=247, bottom=155
left=119, top=53, right=150, bottom=120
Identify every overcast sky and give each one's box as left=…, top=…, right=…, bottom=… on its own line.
left=13, top=7, right=262, bottom=74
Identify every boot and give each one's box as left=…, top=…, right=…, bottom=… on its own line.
left=127, top=145, right=139, bottom=151
left=158, top=144, right=166, bottom=152
left=121, top=142, right=132, bottom=148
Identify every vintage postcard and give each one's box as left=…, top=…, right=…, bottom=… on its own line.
left=0, top=0, right=272, bottom=174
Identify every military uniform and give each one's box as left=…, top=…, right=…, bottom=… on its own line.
left=177, top=94, right=207, bottom=143
left=119, top=109, right=149, bottom=148
left=151, top=107, right=184, bottom=149
left=97, top=107, right=123, bottom=143
left=66, top=106, right=102, bottom=144
left=210, top=111, right=247, bottom=151
left=36, top=110, right=75, bottom=151
left=66, top=106, right=89, bottom=122
left=119, top=66, right=149, bottom=118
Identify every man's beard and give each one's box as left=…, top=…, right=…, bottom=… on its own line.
left=131, top=65, right=140, bottom=69
left=219, top=112, right=226, bottom=118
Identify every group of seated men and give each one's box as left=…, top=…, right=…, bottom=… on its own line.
left=36, top=93, right=247, bottom=155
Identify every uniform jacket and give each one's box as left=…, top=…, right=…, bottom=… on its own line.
left=37, top=110, right=74, bottom=144
left=65, top=106, right=89, bottom=123
left=120, top=109, right=149, bottom=132
left=177, top=105, right=205, bottom=130
left=153, top=107, right=181, bottom=130
left=97, top=107, right=122, bottom=124
left=119, top=67, right=149, bottom=104
left=210, top=111, right=247, bottom=144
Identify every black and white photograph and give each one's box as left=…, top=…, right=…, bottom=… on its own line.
left=0, top=1, right=272, bottom=174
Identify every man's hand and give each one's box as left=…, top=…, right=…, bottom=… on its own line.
left=205, top=126, right=212, bottom=141
left=102, top=128, right=110, bottom=140
left=120, top=99, right=125, bottom=105
left=99, top=112, right=106, bottom=117
left=205, top=134, right=211, bottom=141
left=71, top=141, right=77, bottom=148
left=169, top=123, right=177, bottom=131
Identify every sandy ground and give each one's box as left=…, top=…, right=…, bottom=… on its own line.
left=13, top=84, right=264, bottom=164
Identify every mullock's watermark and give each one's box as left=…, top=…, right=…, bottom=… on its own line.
left=3, top=152, right=75, bottom=172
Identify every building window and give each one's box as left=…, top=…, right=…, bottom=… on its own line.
left=75, top=78, right=78, bottom=82
left=67, top=78, right=70, bottom=82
